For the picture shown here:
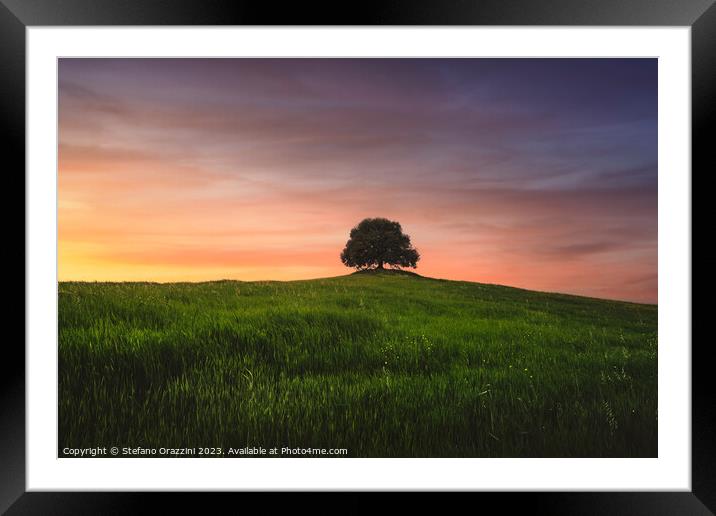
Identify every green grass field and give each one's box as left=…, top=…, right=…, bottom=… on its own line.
left=58, top=271, right=657, bottom=457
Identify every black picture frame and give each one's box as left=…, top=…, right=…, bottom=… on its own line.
left=3, top=0, right=711, bottom=513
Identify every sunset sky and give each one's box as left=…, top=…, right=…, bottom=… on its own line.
left=58, top=58, right=657, bottom=303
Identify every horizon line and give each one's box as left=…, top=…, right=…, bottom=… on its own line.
left=57, top=270, right=658, bottom=306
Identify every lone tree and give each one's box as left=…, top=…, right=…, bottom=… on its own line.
left=340, top=218, right=420, bottom=271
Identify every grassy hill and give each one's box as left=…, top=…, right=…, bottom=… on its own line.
left=58, top=271, right=657, bottom=457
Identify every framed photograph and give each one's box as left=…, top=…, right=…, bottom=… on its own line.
left=5, top=0, right=710, bottom=512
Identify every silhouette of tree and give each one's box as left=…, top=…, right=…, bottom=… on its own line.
left=340, top=218, right=420, bottom=271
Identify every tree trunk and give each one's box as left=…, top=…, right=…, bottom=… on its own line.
left=377, top=261, right=384, bottom=269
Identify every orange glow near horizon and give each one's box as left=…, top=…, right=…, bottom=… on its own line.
left=58, top=58, right=658, bottom=303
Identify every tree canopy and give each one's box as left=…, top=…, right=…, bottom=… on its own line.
left=340, top=218, right=420, bottom=271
